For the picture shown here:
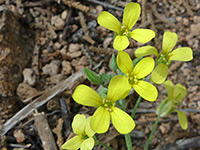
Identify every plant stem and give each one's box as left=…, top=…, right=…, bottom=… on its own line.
left=144, top=115, right=160, bottom=150
left=100, top=82, right=107, bottom=88
left=97, top=141, right=113, bottom=150
left=125, top=134, right=133, bottom=150
left=131, top=96, right=142, bottom=118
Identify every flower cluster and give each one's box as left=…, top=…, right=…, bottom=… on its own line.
left=62, top=2, right=193, bottom=150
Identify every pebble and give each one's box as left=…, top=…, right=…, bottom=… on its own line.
left=42, top=60, right=60, bottom=75
left=51, top=15, right=65, bottom=30
left=66, top=51, right=82, bottom=58
left=13, top=129, right=26, bottom=143
left=190, top=23, right=200, bottom=36
left=23, top=68, right=36, bottom=86
left=49, top=74, right=64, bottom=84
left=61, top=61, right=72, bottom=75
left=61, top=10, right=68, bottom=20
left=16, top=83, right=37, bottom=103
left=69, top=43, right=81, bottom=52
left=53, top=42, right=62, bottom=50
left=103, top=37, right=112, bottom=48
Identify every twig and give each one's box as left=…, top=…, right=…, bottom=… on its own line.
left=53, top=118, right=64, bottom=150
left=85, top=0, right=123, bottom=11
left=62, top=0, right=90, bottom=13
left=89, top=46, right=117, bottom=55
left=59, top=97, right=71, bottom=135
left=0, top=69, right=84, bottom=137
left=33, top=112, right=58, bottom=150
left=141, top=0, right=147, bottom=27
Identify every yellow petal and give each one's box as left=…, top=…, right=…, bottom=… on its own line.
left=90, top=107, right=110, bottom=134
left=177, top=110, right=188, bottom=130
left=97, top=11, right=121, bottom=34
left=117, top=51, right=133, bottom=74
left=107, top=75, right=131, bottom=102
left=151, top=63, right=168, bottom=84
left=113, top=35, right=129, bottom=51
left=110, top=107, right=135, bottom=134
left=72, top=114, right=86, bottom=135
left=162, top=31, right=178, bottom=54
left=85, top=117, right=95, bottom=137
left=135, top=46, right=158, bottom=57
left=169, top=47, right=193, bottom=62
left=81, top=137, right=94, bottom=150
left=133, top=80, right=158, bottom=101
left=131, top=29, right=155, bottom=44
left=173, top=83, right=187, bottom=101
left=123, top=2, right=141, bottom=30
left=72, top=84, right=103, bottom=107
left=163, top=80, right=174, bottom=99
left=62, top=135, right=83, bottom=150
left=133, top=57, right=155, bottom=79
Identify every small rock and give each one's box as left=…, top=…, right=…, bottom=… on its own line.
left=60, top=46, right=67, bottom=55
left=42, top=60, right=60, bottom=75
left=47, top=98, right=60, bottom=111
left=23, top=68, right=36, bottom=86
left=183, top=18, right=189, bottom=26
left=190, top=23, right=200, bottom=36
left=51, top=15, right=65, bottom=30
left=79, top=56, right=88, bottom=66
left=103, top=37, right=112, bottom=48
left=176, top=16, right=182, bottom=22
left=62, top=61, right=72, bottom=75
left=17, top=83, right=37, bottom=103
left=69, top=43, right=81, bottom=52
left=53, top=42, right=62, bottom=50
left=139, top=102, right=152, bottom=109
left=66, top=51, right=82, bottom=58
left=61, top=10, right=68, bottom=20
left=193, top=16, right=200, bottom=23
left=14, top=129, right=26, bottom=143
left=49, top=74, right=64, bottom=84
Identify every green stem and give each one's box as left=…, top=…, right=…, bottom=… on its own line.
left=144, top=115, right=160, bottom=150
left=100, top=82, right=107, bottom=88
left=125, top=134, right=132, bottom=150
left=97, top=141, right=113, bottom=150
left=131, top=96, right=142, bottom=118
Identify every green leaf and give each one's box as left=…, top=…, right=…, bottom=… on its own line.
left=100, top=73, right=114, bottom=83
left=110, top=54, right=118, bottom=71
left=84, top=68, right=101, bottom=84
left=156, top=99, right=174, bottom=117
left=133, top=56, right=143, bottom=67
left=177, top=110, right=188, bottom=130
left=99, top=88, right=108, bottom=98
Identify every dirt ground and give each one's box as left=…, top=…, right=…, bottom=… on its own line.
left=0, top=0, right=200, bottom=150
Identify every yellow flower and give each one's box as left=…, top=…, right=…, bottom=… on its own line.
left=117, top=51, right=158, bottom=101
left=62, top=114, right=95, bottom=150
left=135, top=31, right=193, bottom=84
left=97, top=2, right=155, bottom=51
left=156, top=80, right=188, bottom=130
left=72, top=75, right=135, bottom=134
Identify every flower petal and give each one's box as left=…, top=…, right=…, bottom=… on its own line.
left=173, top=83, right=187, bottom=101
left=177, top=110, right=188, bottom=130
left=107, top=75, right=131, bottom=102
left=135, top=46, right=158, bottom=57
left=169, top=47, right=193, bottom=62
left=151, top=63, right=168, bottom=84
left=133, top=80, right=158, bottom=101
left=131, top=29, right=155, bottom=44
left=81, top=137, right=94, bottom=150
left=72, top=84, right=103, bottom=107
left=90, top=107, right=110, bottom=134
left=113, top=35, right=129, bottom=51
left=117, top=51, right=133, bottom=74
left=163, top=80, right=174, bottom=99
left=62, top=135, right=83, bottom=150
left=85, top=117, right=95, bottom=137
left=97, top=11, right=121, bottom=34
left=72, top=114, right=86, bottom=135
left=123, top=2, right=141, bottom=30
left=110, top=107, right=135, bottom=134
left=133, top=57, right=155, bottom=79
left=162, top=31, right=178, bottom=54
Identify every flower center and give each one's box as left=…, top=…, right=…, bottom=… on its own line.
left=82, top=134, right=89, bottom=140
left=157, top=53, right=170, bottom=66
left=126, top=72, right=138, bottom=85
left=102, top=99, right=114, bottom=112
left=120, top=26, right=130, bottom=37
